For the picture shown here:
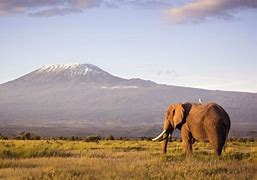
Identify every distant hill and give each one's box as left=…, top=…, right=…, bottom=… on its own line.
left=0, top=63, right=256, bottom=137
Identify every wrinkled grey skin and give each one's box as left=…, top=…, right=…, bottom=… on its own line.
left=157, top=102, right=230, bottom=155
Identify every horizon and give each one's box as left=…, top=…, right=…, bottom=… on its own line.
left=1, top=0, right=257, bottom=93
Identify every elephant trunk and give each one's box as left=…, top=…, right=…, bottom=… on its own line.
left=161, top=128, right=174, bottom=154
left=162, top=132, right=169, bottom=154
left=153, top=117, right=174, bottom=154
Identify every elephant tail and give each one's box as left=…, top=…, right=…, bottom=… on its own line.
left=223, top=132, right=228, bottom=152
left=223, top=117, right=231, bottom=152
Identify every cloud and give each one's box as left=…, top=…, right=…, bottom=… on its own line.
left=167, top=0, right=257, bottom=24
left=3, top=0, right=256, bottom=19
left=30, top=8, right=82, bottom=17
left=121, top=0, right=173, bottom=9
left=0, top=0, right=175, bottom=17
left=0, top=0, right=102, bottom=17
left=100, top=0, right=173, bottom=9
left=0, top=0, right=203, bottom=18
left=156, top=69, right=179, bottom=78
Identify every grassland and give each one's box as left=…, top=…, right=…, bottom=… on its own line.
left=0, top=139, right=256, bottom=179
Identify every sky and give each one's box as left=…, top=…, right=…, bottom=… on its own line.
left=1, top=0, right=257, bottom=93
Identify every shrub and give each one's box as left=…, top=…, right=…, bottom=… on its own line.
left=0, top=133, right=8, bottom=140
left=34, top=135, right=41, bottom=140
left=69, top=136, right=76, bottom=141
left=238, top=138, right=247, bottom=143
left=118, top=137, right=123, bottom=140
left=16, top=131, right=41, bottom=140
left=139, top=137, right=152, bottom=141
left=84, top=135, right=101, bottom=142
left=247, top=138, right=255, bottom=142
left=58, top=136, right=64, bottom=140
left=106, top=134, right=115, bottom=140
left=20, top=132, right=31, bottom=140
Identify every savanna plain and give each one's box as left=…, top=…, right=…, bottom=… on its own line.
left=0, top=139, right=256, bottom=179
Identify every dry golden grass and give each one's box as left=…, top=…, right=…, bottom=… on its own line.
left=0, top=140, right=256, bottom=179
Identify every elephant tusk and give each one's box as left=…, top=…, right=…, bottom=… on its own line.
left=152, top=130, right=167, bottom=141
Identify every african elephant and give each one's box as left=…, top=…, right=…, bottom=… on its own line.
left=152, top=102, right=231, bottom=155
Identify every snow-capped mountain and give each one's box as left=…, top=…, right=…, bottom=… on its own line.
left=11, top=63, right=125, bottom=85
left=7, top=63, right=156, bottom=88
left=0, top=64, right=256, bottom=137
left=36, top=64, right=111, bottom=77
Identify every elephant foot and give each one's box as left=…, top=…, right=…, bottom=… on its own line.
left=182, top=145, right=193, bottom=156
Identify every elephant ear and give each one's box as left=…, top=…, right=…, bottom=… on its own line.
left=173, top=104, right=185, bottom=128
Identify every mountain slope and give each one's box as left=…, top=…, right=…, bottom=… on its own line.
left=0, top=64, right=256, bottom=137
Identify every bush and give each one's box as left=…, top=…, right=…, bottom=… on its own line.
left=118, top=137, right=123, bottom=140
left=84, top=135, right=101, bottom=142
left=139, top=137, right=152, bottom=141
left=69, top=136, right=76, bottom=141
left=247, top=138, right=255, bottom=142
left=20, top=132, right=31, bottom=140
left=16, top=131, right=41, bottom=140
left=58, top=136, right=64, bottom=140
left=0, top=133, right=8, bottom=140
left=34, top=135, right=41, bottom=140
left=106, top=134, right=115, bottom=140
left=238, top=138, right=247, bottom=143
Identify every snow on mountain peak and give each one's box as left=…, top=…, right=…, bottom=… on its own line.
left=36, top=63, right=107, bottom=76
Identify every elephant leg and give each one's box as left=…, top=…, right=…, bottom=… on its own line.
left=213, top=142, right=223, bottom=156
left=181, top=125, right=193, bottom=155
left=217, top=128, right=227, bottom=155
left=208, top=125, right=224, bottom=156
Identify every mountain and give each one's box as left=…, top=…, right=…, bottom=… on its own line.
left=0, top=63, right=256, bottom=137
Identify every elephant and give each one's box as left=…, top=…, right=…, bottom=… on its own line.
left=152, top=102, right=231, bottom=155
